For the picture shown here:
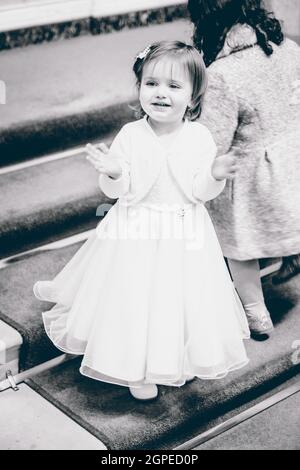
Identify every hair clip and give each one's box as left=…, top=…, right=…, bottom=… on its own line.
left=136, top=45, right=151, bottom=60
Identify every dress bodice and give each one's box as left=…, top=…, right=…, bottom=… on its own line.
left=140, top=152, right=190, bottom=206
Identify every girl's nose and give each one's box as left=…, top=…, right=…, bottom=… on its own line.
left=156, top=85, right=167, bottom=98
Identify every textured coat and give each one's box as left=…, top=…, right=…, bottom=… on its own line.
left=199, top=24, right=300, bottom=260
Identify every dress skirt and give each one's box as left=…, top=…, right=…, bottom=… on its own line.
left=34, top=201, right=250, bottom=388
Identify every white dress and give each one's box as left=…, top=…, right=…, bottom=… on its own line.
left=34, top=119, right=250, bottom=388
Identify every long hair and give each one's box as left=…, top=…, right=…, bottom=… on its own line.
left=188, top=0, right=284, bottom=66
left=133, top=40, right=207, bottom=120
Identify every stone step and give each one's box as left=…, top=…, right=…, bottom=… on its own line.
left=0, top=383, right=106, bottom=450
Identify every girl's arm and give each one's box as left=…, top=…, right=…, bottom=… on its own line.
left=95, top=126, right=131, bottom=199
left=192, top=128, right=226, bottom=202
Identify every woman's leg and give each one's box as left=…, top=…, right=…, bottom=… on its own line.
left=227, top=258, right=274, bottom=336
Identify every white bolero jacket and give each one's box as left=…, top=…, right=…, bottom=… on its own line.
left=99, top=117, right=225, bottom=205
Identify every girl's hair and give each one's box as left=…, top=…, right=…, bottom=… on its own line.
left=133, top=40, right=208, bottom=120
left=188, top=0, right=284, bottom=66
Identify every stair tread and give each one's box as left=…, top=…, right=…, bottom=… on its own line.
left=2, top=153, right=103, bottom=215
left=194, top=386, right=300, bottom=450
left=0, top=152, right=113, bottom=257
left=0, top=242, right=83, bottom=369
left=28, top=360, right=300, bottom=450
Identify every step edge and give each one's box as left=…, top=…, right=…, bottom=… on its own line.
left=0, top=99, right=135, bottom=133
left=0, top=100, right=135, bottom=165
left=0, top=319, right=23, bottom=349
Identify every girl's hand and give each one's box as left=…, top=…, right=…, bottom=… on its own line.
left=211, top=151, right=238, bottom=181
left=86, top=143, right=122, bottom=180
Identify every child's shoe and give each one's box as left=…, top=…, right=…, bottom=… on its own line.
left=33, top=281, right=53, bottom=301
left=244, top=302, right=274, bottom=337
left=129, top=384, right=158, bottom=400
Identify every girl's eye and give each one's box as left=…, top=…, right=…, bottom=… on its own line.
left=146, top=81, right=156, bottom=87
left=169, top=83, right=181, bottom=89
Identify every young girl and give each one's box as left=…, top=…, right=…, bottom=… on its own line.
left=33, top=41, right=250, bottom=401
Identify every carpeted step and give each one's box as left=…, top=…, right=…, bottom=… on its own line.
left=26, top=301, right=300, bottom=450
left=26, top=362, right=300, bottom=450
left=0, top=149, right=114, bottom=258
left=0, top=103, right=133, bottom=168
left=194, top=385, right=300, bottom=450
left=0, top=242, right=82, bottom=370
left=0, top=21, right=189, bottom=165
left=1, top=241, right=300, bottom=448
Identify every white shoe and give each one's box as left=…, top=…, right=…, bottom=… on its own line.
left=33, top=281, right=54, bottom=301
left=244, top=302, right=274, bottom=336
left=129, top=384, right=158, bottom=400
left=33, top=281, right=43, bottom=300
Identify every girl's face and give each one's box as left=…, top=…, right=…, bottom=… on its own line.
left=139, top=58, right=193, bottom=128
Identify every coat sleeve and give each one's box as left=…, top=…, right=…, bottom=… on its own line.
left=98, top=126, right=131, bottom=199
left=192, top=126, right=226, bottom=202
left=199, top=69, right=239, bottom=156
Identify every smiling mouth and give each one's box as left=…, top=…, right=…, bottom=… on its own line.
left=151, top=102, right=171, bottom=108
